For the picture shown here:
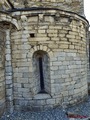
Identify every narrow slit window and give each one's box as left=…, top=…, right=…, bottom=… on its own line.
left=38, top=57, right=45, bottom=93
left=33, top=50, right=50, bottom=94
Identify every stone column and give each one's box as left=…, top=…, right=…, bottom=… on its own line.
left=5, top=29, right=13, bottom=113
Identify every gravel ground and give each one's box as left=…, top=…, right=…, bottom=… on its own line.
left=0, top=97, right=90, bottom=120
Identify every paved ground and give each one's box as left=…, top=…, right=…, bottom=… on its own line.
left=0, top=97, right=90, bottom=120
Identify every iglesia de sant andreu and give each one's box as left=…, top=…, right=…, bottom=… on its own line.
left=0, top=0, right=89, bottom=117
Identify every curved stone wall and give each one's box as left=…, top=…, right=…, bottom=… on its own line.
left=11, top=10, right=88, bottom=110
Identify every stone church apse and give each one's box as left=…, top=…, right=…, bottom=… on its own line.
left=0, top=0, right=89, bottom=116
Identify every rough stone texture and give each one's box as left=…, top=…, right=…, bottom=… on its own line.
left=5, top=30, right=14, bottom=113
left=10, top=10, right=88, bottom=110
left=0, top=29, right=6, bottom=116
left=8, top=0, right=84, bottom=16
left=0, top=13, right=18, bottom=116
left=0, top=0, right=89, bottom=116
left=87, top=31, right=90, bottom=94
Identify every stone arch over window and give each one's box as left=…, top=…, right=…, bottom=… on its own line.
left=30, top=45, right=54, bottom=58
left=32, top=50, right=51, bottom=94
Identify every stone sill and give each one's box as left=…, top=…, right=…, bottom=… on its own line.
left=33, top=93, right=51, bottom=100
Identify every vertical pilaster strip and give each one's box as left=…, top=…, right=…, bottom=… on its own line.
left=5, top=29, right=13, bottom=113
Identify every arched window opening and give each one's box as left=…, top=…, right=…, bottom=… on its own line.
left=38, top=56, right=45, bottom=92
left=33, top=50, right=50, bottom=94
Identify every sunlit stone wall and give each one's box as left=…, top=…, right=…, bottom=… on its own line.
left=11, top=9, right=88, bottom=110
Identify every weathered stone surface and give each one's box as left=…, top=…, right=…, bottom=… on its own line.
left=0, top=0, right=89, bottom=116
left=10, top=8, right=88, bottom=111
left=0, top=30, right=5, bottom=116
left=6, top=0, right=84, bottom=16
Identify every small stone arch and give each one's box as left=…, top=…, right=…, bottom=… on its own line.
left=30, top=45, right=54, bottom=58
left=0, top=13, right=19, bottom=30
left=31, top=47, right=52, bottom=95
